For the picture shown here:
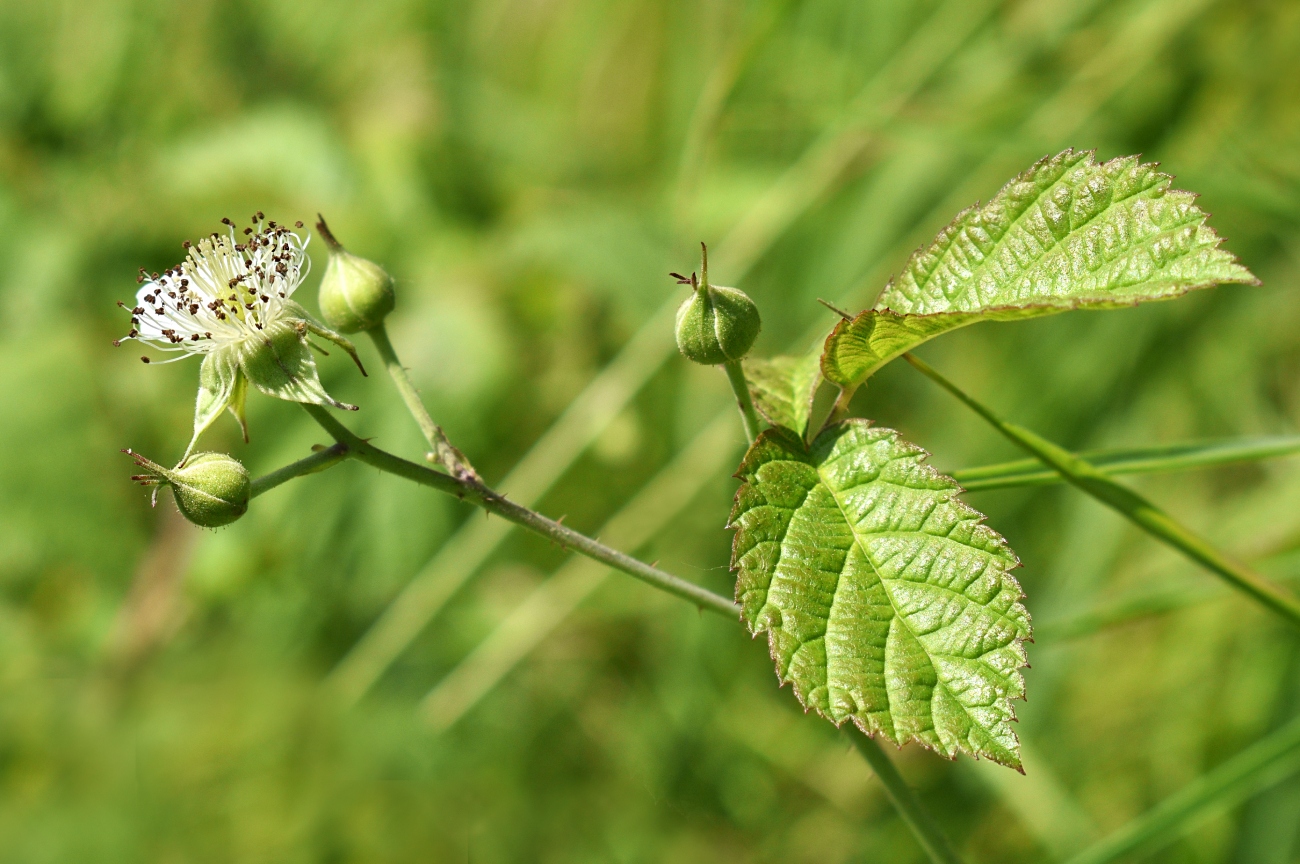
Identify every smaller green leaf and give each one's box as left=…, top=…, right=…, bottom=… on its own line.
left=729, top=420, right=1030, bottom=767
left=744, top=350, right=820, bottom=434
left=238, top=320, right=357, bottom=410
left=187, top=347, right=241, bottom=460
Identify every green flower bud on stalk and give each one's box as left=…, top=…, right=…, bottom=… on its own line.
left=673, top=243, right=761, bottom=366
left=314, top=214, right=395, bottom=334
left=125, top=449, right=251, bottom=528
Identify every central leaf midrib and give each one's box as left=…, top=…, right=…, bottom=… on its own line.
left=895, top=160, right=1168, bottom=313
left=814, top=458, right=1004, bottom=749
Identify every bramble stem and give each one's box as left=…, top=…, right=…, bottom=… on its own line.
left=724, top=359, right=762, bottom=444
left=300, top=408, right=961, bottom=863
left=250, top=443, right=349, bottom=499
left=366, top=323, right=477, bottom=480
left=904, top=353, right=1300, bottom=629
left=851, top=731, right=967, bottom=864
left=302, top=404, right=740, bottom=618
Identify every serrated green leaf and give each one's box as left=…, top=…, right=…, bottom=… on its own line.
left=729, top=419, right=1030, bottom=766
left=822, top=149, right=1257, bottom=389
left=744, top=351, right=820, bottom=434
left=187, top=346, right=241, bottom=460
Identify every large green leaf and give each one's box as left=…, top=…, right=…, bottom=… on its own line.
left=822, top=149, right=1257, bottom=390
left=729, top=419, right=1030, bottom=766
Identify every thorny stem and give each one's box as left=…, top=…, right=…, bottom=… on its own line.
left=851, top=732, right=967, bottom=864
left=301, top=404, right=740, bottom=618
left=724, top=359, right=762, bottom=445
left=302, top=403, right=961, bottom=863
left=904, top=352, right=1300, bottom=630
left=367, top=323, right=477, bottom=481
left=250, top=443, right=349, bottom=499
left=300, top=403, right=964, bottom=862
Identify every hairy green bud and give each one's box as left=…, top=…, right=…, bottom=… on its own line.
left=126, top=450, right=251, bottom=528
left=315, top=215, right=395, bottom=333
left=673, top=243, right=760, bottom=366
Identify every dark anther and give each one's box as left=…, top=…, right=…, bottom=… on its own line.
left=221, top=217, right=232, bottom=225
left=132, top=306, right=144, bottom=315
left=182, top=240, right=191, bottom=249
left=141, top=356, right=151, bottom=363
left=294, top=220, right=303, bottom=228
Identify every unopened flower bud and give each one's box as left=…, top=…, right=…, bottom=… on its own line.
left=126, top=450, right=251, bottom=528
left=673, top=243, right=760, bottom=366
left=315, top=215, right=395, bottom=333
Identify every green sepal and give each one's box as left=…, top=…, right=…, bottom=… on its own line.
left=227, top=372, right=249, bottom=443
left=729, top=419, right=1030, bottom=767
left=187, top=347, right=242, bottom=461
left=237, top=319, right=357, bottom=410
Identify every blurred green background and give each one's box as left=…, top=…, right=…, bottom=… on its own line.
left=2, top=0, right=1300, bottom=860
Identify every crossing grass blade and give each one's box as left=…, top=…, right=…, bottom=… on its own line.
left=905, top=353, right=1300, bottom=629
left=949, top=435, right=1300, bottom=491
left=1063, top=714, right=1300, bottom=864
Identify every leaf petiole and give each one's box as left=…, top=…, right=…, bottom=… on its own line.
left=724, top=359, right=762, bottom=444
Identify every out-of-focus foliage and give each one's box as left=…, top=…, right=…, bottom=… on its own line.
left=1, top=0, right=1299, bottom=861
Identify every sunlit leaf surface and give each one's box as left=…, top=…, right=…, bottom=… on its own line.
left=822, top=150, right=1258, bottom=390
left=729, top=420, right=1030, bottom=766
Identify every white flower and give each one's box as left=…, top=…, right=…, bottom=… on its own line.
left=119, top=214, right=364, bottom=460
left=118, top=214, right=308, bottom=358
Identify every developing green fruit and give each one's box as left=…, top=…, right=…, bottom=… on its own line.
left=314, top=215, right=395, bottom=333
left=126, top=450, right=251, bottom=528
left=673, top=243, right=761, bottom=366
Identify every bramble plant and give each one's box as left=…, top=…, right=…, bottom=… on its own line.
left=118, top=150, right=1300, bottom=864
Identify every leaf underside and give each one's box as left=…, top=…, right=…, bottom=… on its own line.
left=822, top=149, right=1258, bottom=389
left=744, top=350, right=821, bottom=435
left=729, top=420, right=1030, bottom=767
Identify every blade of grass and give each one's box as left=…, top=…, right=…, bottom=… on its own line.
left=850, top=732, right=966, bottom=864
left=949, top=436, right=1300, bottom=491
left=904, top=353, right=1300, bottom=629
left=421, top=410, right=738, bottom=731
left=1036, top=549, right=1300, bottom=642
left=1063, top=714, right=1300, bottom=864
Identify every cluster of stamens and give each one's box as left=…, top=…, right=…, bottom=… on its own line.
left=116, top=213, right=309, bottom=363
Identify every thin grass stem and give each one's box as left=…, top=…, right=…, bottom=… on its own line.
left=950, top=435, right=1300, bottom=491
left=1063, top=714, right=1300, bottom=864
left=904, top=353, right=1300, bottom=629
left=851, top=732, right=967, bottom=864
